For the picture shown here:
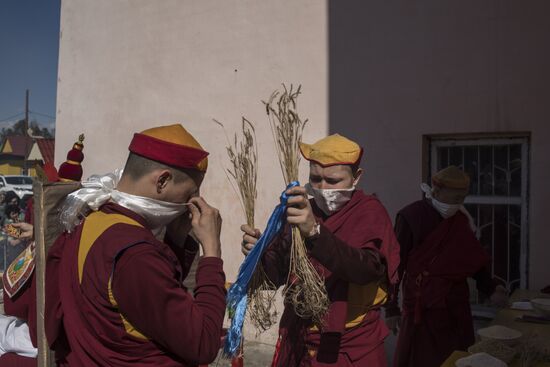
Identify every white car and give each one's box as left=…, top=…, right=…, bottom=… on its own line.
left=0, top=175, right=34, bottom=199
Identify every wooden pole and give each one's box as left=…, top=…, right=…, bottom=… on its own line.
left=33, top=181, right=50, bottom=367
left=34, top=181, right=81, bottom=367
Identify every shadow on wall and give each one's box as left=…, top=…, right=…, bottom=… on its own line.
left=327, top=0, right=484, bottom=196
left=328, top=0, right=443, bottom=205
left=328, top=0, right=368, bottom=179
left=328, top=4, right=404, bottom=364
left=328, top=1, right=407, bottom=195
left=328, top=0, right=550, bottom=199
left=328, top=0, right=550, bottom=362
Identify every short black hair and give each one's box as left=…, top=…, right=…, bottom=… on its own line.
left=3, top=191, right=19, bottom=205
left=5, top=204, right=20, bottom=217
left=350, top=164, right=360, bottom=175
left=122, top=153, right=201, bottom=184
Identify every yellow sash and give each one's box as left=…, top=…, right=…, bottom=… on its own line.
left=344, top=282, right=388, bottom=328
left=78, top=211, right=148, bottom=340
left=310, top=281, right=388, bottom=331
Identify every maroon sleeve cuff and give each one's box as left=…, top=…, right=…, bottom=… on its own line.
left=198, top=256, right=223, bottom=267
left=196, top=257, right=225, bottom=286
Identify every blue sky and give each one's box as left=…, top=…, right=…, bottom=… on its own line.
left=0, top=0, right=61, bottom=131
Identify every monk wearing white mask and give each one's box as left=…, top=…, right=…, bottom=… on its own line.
left=387, top=166, right=508, bottom=367
left=242, top=134, right=400, bottom=366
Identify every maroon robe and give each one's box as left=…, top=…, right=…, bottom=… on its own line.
left=265, top=190, right=400, bottom=366
left=0, top=272, right=37, bottom=367
left=391, top=200, right=495, bottom=367
left=45, top=203, right=226, bottom=366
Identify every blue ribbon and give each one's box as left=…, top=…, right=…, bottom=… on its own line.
left=224, top=181, right=299, bottom=357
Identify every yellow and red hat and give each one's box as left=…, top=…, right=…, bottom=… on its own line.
left=432, top=165, right=470, bottom=190
left=128, top=124, right=209, bottom=172
left=299, top=134, right=363, bottom=167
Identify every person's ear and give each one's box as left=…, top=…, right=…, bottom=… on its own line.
left=431, top=185, right=442, bottom=200
left=353, top=168, right=364, bottom=186
left=156, top=171, right=172, bottom=194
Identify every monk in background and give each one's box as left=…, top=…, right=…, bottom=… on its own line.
left=386, top=166, right=508, bottom=367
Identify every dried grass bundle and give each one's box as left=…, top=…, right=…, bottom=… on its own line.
left=264, top=84, right=329, bottom=326
left=215, top=117, right=258, bottom=227
left=214, top=117, right=277, bottom=331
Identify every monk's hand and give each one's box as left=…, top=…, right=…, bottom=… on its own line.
left=490, top=285, right=509, bottom=308
left=188, top=197, right=222, bottom=258
left=285, top=186, right=316, bottom=238
left=386, top=315, right=401, bottom=335
left=240, top=224, right=261, bottom=256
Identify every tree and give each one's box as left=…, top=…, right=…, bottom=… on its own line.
left=12, top=119, right=27, bottom=135
left=0, top=119, right=54, bottom=142
left=40, top=127, right=53, bottom=138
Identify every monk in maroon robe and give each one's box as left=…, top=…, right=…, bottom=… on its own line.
left=387, top=166, right=508, bottom=367
left=242, top=134, right=400, bottom=366
left=0, top=136, right=86, bottom=367
left=45, top=124, right=226, bottom=366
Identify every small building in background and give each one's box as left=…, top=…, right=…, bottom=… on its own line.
left=0, top=135, right=55, bottom=176
left=26, top=138, right=55, bottom=176
left=0, top=135, right=34, bottom=175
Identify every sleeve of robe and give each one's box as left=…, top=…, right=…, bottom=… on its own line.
left=3, top=273, right=37, bottom=346
left=3, top=272, right=32, bottom=318
left=305, top=224, right=386, bottom=285
left=384, top=213, right=413, bottom=317
left=112, top=245, right=226, bottom=365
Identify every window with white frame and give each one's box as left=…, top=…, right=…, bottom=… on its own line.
left=429, top=136, right=530, bottom=295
